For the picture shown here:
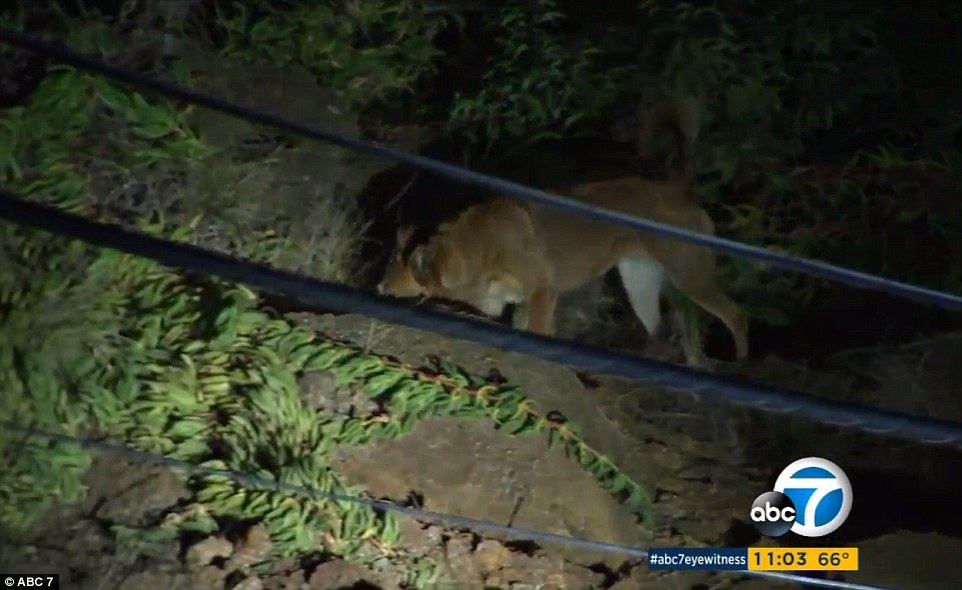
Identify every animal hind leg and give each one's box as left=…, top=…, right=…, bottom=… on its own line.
left=670, top=303, right=712, bottom=369
left=683, top=286, right=749, bottom=360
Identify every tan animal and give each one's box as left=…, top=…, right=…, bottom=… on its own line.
left=378, top=197, right=555, bottom=329
left=378, top=100, right=748, bottom=364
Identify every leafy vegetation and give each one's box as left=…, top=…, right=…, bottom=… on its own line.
left=444, top=0, right=619, bottom=159
left=203, top=0, right=959, bottom=336
left=210, top=0, right=458, bottom=107
left=2, top=0, right=961, bottom=585
left=1, top=2, right=650, bottom=585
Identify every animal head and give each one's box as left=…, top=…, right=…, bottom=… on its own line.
left=377, top=215, right=526, bottom=318
left=377, top=225, right=469, bottom=299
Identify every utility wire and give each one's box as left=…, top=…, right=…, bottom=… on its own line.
left=0, top=28, right=945, bottom=589
left=2, top=189, right=961, bottom=451
left=0, top=420, right=897, bottom=590
left=0, top=27, right=960, bottom=312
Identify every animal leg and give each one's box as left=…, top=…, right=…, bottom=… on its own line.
left=670, top=304, right=713, bottom=369
left=520, top=286, right=558, bottom=336
left=682, top=286, right=749, bottom=360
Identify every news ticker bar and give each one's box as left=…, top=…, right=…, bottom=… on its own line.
left=648, top=547, right=859, bottom=572
left=1, top=574, right=59, bottom=589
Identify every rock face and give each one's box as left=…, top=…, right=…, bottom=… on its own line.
left=331, top=416, right=644, bottom=562
left=306, top=314, right=962, bottom=589
left=295, top=312, right=772, bottom=589
left=306, top=313, right=649, bottom=489
left=306, top=313, right=767, bottom=548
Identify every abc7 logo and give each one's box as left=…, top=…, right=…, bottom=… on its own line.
left=750, top=457, right=853, bottom=538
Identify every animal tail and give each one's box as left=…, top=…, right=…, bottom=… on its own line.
left=635, top=97, right=700, bottom=185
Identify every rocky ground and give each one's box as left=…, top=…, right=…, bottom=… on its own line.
left=3, top=38, right=962, bottom=590
left=5, top=316, right=961, bottom=589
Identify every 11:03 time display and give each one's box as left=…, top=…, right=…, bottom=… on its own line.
left=755, top=549, right=807, bottom=568
left=748, top=548, right=859, bottom=571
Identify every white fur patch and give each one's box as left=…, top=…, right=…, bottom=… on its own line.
left=476, top=280, right=524, bottom=316
left=616, top=257, right=665, bottom=335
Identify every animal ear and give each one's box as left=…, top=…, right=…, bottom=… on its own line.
left=396, top=225, right=416, bottom=249
left=408, top=243, right=436, bottom=281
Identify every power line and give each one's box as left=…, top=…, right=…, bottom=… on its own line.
left=0, top=25, right=948, bottom=590
left=1, top=27, right=961, bottom=313
left=1, top=420, right=896, bottom=590
left=2, top=189, right=961, bottom=451
left=0, top=32, right=945, bottom=590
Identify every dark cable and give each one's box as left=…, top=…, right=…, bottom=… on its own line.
left=2, top=189, right=961, bottom=450
left=0, top=27, right=960, bottom=312
left=1, top=421, right=897, bottom=590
